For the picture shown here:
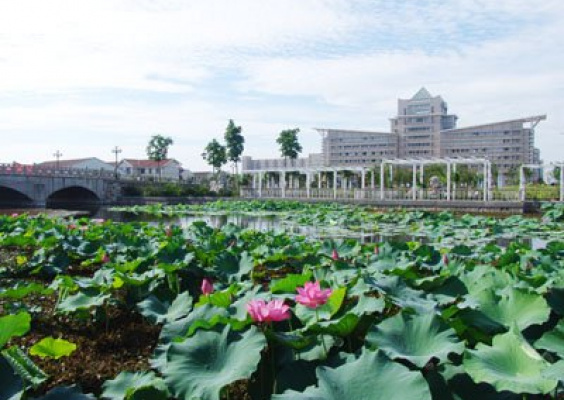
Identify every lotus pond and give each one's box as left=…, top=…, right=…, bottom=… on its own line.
left=1, top=201, right=564, bottom=399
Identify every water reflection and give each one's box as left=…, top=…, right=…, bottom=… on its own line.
left=0, top=206, right=549, bottom=249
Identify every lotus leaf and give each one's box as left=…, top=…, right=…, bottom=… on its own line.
left=162, top=325, right=266, bottom=400
left=366, top=312, right=464, bottom=368
left=273, top=350, right=432, bottom=400
left=463, top=329, right=558, bottom=394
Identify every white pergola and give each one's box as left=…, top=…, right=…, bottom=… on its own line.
left=243, top=157, right=493, bottom=201
left=379, top=157, right=491, bottom=201
left=246, top=166, right=372, bottom=199
left=519, top=163, right=564, bottom=201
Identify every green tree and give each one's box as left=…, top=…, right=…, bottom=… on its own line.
left=202, top=139, right=227, bottom=175
left=224, top=120, right=245, bottom=191
left=146, top=134, right=174, bottom=180
left=276, top=128, right=302, bottom=167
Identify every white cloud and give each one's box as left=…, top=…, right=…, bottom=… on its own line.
left=0, top=0, right=563, bottom=169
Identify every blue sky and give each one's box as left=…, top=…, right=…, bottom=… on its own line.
left=0, top=0, right=562, bottom=170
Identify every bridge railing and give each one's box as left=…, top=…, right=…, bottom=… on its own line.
left=0, top=164, right=116, bottom=179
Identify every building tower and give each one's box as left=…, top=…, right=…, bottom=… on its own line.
left=390, top=87, right=458, bottom=158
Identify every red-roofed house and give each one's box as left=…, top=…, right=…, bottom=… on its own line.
left=118, top=159, right=182, bottom=181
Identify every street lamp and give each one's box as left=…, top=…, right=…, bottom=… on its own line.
left=53, top=150, right=62, bottom=170
left=112, top=146, right=122, bottom=179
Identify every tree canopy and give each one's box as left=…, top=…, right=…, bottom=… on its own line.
left=202, top=139, right=227, bottom=174
left=224, top=120, right=244, bottom=165
left=146, top=134, right=174, bottom=180
left=146, top=135, right=174, bottom=162
left=276, top=128, right=302, bottom=164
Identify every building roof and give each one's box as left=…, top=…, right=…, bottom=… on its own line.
left=315, top=128, right=395, bottom=135
left=411, top=87, right=432, bottom=100
left=441, top=115, right=547, bottom=133
left=38, top=157, right=105, bottom=169
left=120, top=159, right=180, bottom=168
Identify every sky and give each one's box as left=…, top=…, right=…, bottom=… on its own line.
left=0, top=0, right=562, bottom=171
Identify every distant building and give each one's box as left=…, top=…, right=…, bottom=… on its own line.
left=37, top=157, right=114, bottom=171
left=242, top=153, right=324, bottom=171
left=118, top=159, right=182, bottom=181
left=314, top=88, right=545, bottom=176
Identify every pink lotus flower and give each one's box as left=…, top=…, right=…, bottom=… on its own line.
left=201, top=278, right=214, bottom=296
left=11, top=213, right=19, bottom=217
left=331, top=249, right=339, bottom=260
left=101, top=253, right=110, bottom=264
left=68, top=223, right=77, bottom=230
left=165, top=226, right=173, bottom=237
left=91, top=218, right=105, bottom=224
left=374, top=245, right=379, bottom=255
left=296, top=281, right=332, bottom=309
left=247, top=299, right=291, bottom=323
left=442, top=254, right=449, bottom=264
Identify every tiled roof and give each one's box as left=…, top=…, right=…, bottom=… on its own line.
left=38, top=158, right=98, bottom=168
left=121, top=159, right=179, bottom=168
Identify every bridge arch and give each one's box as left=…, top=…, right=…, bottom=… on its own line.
left=46, top=186, right=101, bottom=206
left=0, top=185, right=34, bottom=206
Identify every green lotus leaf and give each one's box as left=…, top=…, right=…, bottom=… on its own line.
left=101, top=371, right=169, bottom=400
left=477, top=289, right=550, bottom=331
left=271, top=272, right=313, bottom=294
left=366, top=312, right=464, bottom=368
left=542, top=360, right=564, bottom=382
left=0, top=312, right=31, bottom=349
left=0, top=283, right=52, bottom=300
left=163, top=325, right=266, bottom=400
left=463, top=329, right=558, bottom=394
left=534, top=319, right=564, bottom=358
left=57, top=290, right=110, bottom=313
left=29, top=337, right=77, bottom=359
left=273, top=349, right=431, bottom=400
left=31, top=385, right=95, bottom=400
left=138, top=292, right=193, bottom=324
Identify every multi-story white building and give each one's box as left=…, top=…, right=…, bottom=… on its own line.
left=242, top=88, right=545, bottom=179
left=315, top=88, right=545, bottom=175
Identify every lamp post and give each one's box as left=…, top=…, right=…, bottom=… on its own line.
left=112, top=146, right=122, bottom=179
left=53, top=150, right=62, bottom=170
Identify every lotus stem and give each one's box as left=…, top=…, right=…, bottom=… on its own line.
left=315, top=309, right=328, bottom=358
left=271, top=343, right=277, bottom=395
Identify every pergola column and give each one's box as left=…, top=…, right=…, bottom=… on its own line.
left=258, top=172, right=263, bottom=198
left=419, top=164, right=424, bottom=199
left=281, top=171, right=286, bottom=198
left=333, top=170, right=338, bottom=199
left=452, top=163, right=457, bottom=200
left=412, top=164, right=417, bottom=200
left=483, top=162, right=487, bottom=202
left=519, top=166, right=526, bottom=201
left=251, top=173, right=257, bottom=197
left=371, top=168, right=375, bottom=189
left=306, top=172, right=311, bottom=198
left=361, top=168, right=366, bottom=189
left=318, top=172, right=322, bottom=189
left=446, top=162, right=451, bottom=201
left=487, top=162, right=493, bottom=201
left=380, top=162, right=385, bottom=200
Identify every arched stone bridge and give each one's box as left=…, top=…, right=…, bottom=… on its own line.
left=0, top=165, right=121, bottom=206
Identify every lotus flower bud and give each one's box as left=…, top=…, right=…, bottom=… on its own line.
left=332, top=249, right=339, bottom=260
left=442, top=253, right=449, bottom=265
left=201, top=278, right=214, bottom=296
